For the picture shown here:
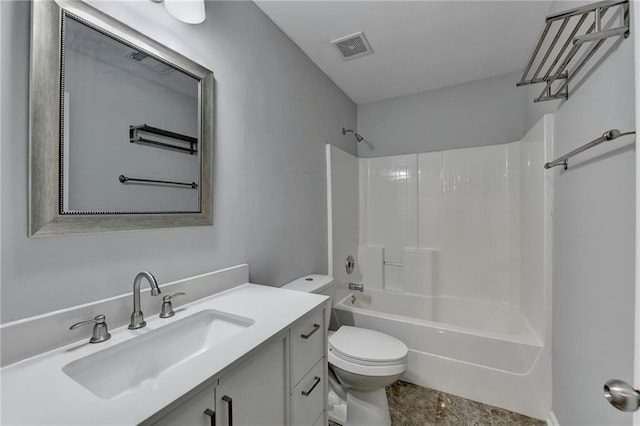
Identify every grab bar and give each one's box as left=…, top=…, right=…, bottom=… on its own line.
left=544, top=129, right=635, bottom=170
left=119, top=174, right=198, bottom=189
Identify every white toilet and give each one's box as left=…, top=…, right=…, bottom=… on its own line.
left=283, top=275, right=408, bottom=426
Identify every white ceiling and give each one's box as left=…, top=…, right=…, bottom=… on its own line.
left=255, top=1, right=555, bottom=105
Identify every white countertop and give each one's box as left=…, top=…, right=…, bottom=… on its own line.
left=0, top=284, right=328, bottom=425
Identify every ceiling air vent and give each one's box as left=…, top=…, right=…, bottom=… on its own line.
left=331, top=32, right=373, bottom=61
left=126, top=50, right=174, bottom=76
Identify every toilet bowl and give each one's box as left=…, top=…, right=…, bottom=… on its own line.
left=282, top=275, right=408, bottom=426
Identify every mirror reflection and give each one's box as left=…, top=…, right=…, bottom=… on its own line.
left=61, top=13, right=201, bottom=214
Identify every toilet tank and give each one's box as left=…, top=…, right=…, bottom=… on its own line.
left=282, top=275, right=334, bottom=330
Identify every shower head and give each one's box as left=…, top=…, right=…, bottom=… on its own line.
left=342, top=128, right=364, bottom=143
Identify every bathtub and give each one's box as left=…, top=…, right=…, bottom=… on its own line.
left=333, top=289, right=549, bottom=419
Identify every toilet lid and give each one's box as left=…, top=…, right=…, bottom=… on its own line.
left=329, top=326, right=408, bottom=363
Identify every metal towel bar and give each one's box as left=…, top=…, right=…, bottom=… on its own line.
left=544, top=129, right=635, bottom=170
left=119, top=174, right=198, bottom=189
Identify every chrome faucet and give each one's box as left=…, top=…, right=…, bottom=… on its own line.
left=348, top=282, right=365, bottom=292
left=128, top=271, right=161, bottom=330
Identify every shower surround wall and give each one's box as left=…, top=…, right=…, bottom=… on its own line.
left=358, top=136, right=545, bottom=337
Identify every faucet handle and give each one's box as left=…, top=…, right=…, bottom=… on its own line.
left=160, top=292, right=186, bottom=318
left=163, top=292, right=186, bottom=302
left=70, top=315, right=111, bottom=344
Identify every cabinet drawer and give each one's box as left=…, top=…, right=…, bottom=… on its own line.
left=292, top=359, right=326, bottom=426
left=291, top=308, right=325, bottom=386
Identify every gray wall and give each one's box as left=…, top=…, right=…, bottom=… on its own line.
left=0, top=0, right=356, bottom=323
left=524, top=2, right=635, bottom=424
left=356, top=71, right=526, bottom=157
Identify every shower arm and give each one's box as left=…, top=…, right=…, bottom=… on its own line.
left=342, top=128, right=364, bottom=143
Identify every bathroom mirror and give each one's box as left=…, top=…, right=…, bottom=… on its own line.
left=29, top=0, right=214, bottom=236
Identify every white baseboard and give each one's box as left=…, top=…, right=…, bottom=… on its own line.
left=547, top=411, right=560, bottom=426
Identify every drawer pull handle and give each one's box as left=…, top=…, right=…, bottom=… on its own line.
left=301, top=323, right=320, bottom=339
left=301, top=376, right=321, bottom=396
left=222, top=395, right=233, bottom=426
left=204, top=408, right=216, bottom=426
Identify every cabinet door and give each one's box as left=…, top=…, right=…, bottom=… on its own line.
left=152, top=383, right=217, bottom=426
left=216, top=336, right=288, bottom=426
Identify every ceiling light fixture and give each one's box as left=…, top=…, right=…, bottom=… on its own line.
left=152, top=0, right=206, bottom=25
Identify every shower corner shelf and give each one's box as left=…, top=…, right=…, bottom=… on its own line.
left=518, top=0, right=630, bottom=103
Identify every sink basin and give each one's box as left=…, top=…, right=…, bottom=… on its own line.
left=63, top=309, right=254, bottom=399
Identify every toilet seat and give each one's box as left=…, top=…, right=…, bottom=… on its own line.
left=328, top=326, right=408, bottom=376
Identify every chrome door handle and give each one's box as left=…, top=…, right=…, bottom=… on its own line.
left=204, top=408, right=215, bottom=426
left=301, top=324, right=320, bottom=339
left=222, top=395, right=232, bottom=426
left=301, top=376, right=321, bottom=396
left=604, top=379, right=640, bottom=411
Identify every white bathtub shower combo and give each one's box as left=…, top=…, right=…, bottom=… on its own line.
left=326, top=115, right=553, bottom=419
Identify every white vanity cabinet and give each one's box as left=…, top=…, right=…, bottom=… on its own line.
left=0, top=282, right=330, bottom=426
left=148, top=305, right=327, bottom=426
left=151, top=335, right=287, bottom=426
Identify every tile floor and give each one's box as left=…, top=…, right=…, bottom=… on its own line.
left=329, top=380, right=546, bottom=426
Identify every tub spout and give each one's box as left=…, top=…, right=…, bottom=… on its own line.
left=349, top=282, right=364, bottom=292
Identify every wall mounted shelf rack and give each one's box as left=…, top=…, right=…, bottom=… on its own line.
left=518, top=0, right=630, bottom=103
left=129, top=124, right=198, bottom=154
